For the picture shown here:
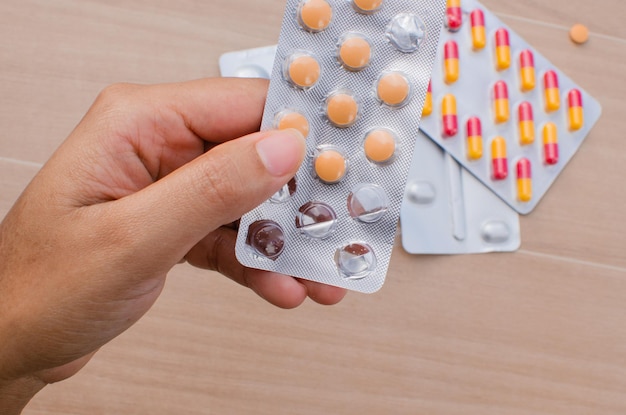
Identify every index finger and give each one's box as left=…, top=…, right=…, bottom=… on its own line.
left=152, top=77, right=269, bottom=143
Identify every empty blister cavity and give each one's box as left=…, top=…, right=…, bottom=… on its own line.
left=363, top=128, right=397, bottom=164
left=481, top=221, right=511, bottom=244
left=376, top=71, right=412, bottom=107
left=386, top=13, right=427, bottom=53
left=337, top=32, right=373, bottom=71
left=296, top=202, right=338, bottom=238
left=246, top=220, right=286, bottom=260
left=284, top=51, right=321, bottom=89
left=270, top=177, right=297, bottom=203
left=325, top=90, right=359, bottom=128
left=351, top=0, right=383, bottom=14
left=335, top=242, right=377, bottom=280
left=298, top=0, right=333, bottom=32
left=274, top=109, right=310, bottom=139
left=233, top=64, right=270, bottom=79
left=347, top=183, right=389, bottom=223
left=406, top=180, right=436, bottom=205
left=314, top=146, right=348, bottom=184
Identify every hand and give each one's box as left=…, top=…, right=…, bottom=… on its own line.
left=0, top=78, right=346, bottom=412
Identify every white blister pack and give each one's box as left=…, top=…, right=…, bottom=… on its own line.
left=231, top=0, right=447, bottom=293
left=401, top=131, right=520, bottom=254
left=419, top=0, right=602, bottom=215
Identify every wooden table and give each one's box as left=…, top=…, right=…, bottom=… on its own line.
left=2, top=0, right=626, bottom=413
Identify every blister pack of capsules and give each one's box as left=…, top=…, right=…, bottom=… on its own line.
left=401, top=132, right=520, bottom=254
left=419, top=0, right=602, bottom=215
left=232, top=0, right=447, bottom=293
left=220, top=43, right=521, bottom=256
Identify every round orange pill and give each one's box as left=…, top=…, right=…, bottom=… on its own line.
left=377, top=72, right=411, bottom=107
left=326, top=92, right=359, bottom=128
left=299, top=0, right=332, bottom=32
left=339, top=35, right=372, bottom=71
left=276, top=111, right=310, bottom=139
left=315, top=148, right=347, bottom=184
left=569, top=23, right=589, bottom=44
left=353, top=0, right=383, bottom=13
left=364, top=129, right=396, bottom=163
left=287, top=54, right=320, bottom=88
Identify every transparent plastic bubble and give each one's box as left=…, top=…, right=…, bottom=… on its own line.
left=481, top=221, right=511, bottom=244
left=233, top=64, right=270, bottom=79
left=283, top=51, right=321, bottom=90
left=246, top=220, right=285, bottom=260
left=363, top=128, right=398, bottom=164
left=337, top=32, right=373, bottom=72
left=347, top=183, right=389, bottom=223
left=406, top=180, right=436, bottom=205
left=296, top=201, right=338, bottom=239
left=298, top=0, right=333, bottom=33
left=376, top=71, right=412, bottom=108
left=335, top=242, right=377, bottom=280
left=385, top=13, right=426, bottom=53
left=351, top=0, right=383, bottom=15
left=274, top=109, right=310, bottom=139
left=270, top=177, right=297, bottom=203
left=314, top=145, right=348, bottom=184
left=324, top=89, right=360, bottom=128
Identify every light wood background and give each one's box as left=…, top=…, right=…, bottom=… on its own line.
left=2, top=0, right=626, bottom=413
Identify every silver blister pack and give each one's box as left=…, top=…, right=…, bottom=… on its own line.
left=419, top=0, right=602, bottom=215
left=233, top=0, right=447, bottom=293
left=401, top=132, right=520, bottom=254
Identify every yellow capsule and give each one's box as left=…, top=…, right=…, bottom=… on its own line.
left=444, top=41, right=459, bottom=84
left=422, top=82, right=432, bottom=116
left=568, top=89, right=584, bottom=131
left=544, top=70, right=561, bottom=112
left=495, top=29, right=511, bottom=70
left=470, top=10, right=486, bottom=50
left=466, top=117, right=483, bottom=160
left=518, top=102, right=534, bottom=145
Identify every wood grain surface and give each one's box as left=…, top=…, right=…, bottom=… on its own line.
left=1, top=0, right=626, bottom=413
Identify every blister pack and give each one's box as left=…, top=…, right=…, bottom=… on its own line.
left=232, top=0, right=447, bottom=293
left=401, top=131, right=520, bottom=254
left=220, top=50, right=521, bottom=255
left=419, top=0, right=602, bottom=214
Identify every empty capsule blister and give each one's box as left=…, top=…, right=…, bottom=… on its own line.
left=229, top=0, right=446, bottom=293
left=401, top=131, right=520, bottom=254
left=420, top=0, right=602, bottom=215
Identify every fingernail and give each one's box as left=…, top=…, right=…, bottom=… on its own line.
left=256, top=129, right=306, bottom=177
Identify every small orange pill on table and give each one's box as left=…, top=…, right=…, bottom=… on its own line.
left=287, top=55, right=320, bottom=88
left=299, top=0, right=333, bottom=32
left=352, top=0, right=383, bottom=13
left=570, top=23, right=589, bottom=44
left=276, top=111, right=310, bottom=139
left=377, top=72, right=410, bottom=107
left=339, top=35, right=372, bottom=71
left=315, top=148, right=347, bottom=184
left=326, top=92, right=359, bottom=128
left=364, top=129, right=396, bottom=164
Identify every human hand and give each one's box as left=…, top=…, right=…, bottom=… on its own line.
left=0, top=78, right=346, bottom=412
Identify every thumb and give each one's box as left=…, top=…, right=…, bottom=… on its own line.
left=116, top=128, right=306, bottom=262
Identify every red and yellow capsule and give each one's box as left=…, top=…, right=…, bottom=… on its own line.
left=442, top=94, right=458, bottom=137
left=444, top=40, right=460, bottom=84
left=516, top=158, right=532, bottom=202
left=519, top=49, right=536, bottom=91
left=470, top=9, right=486, bottom=50
left=466, top=117, right=483, bottom=160
left=491, top=136, right=508, bottom=180
left=544, top=70, right=560, bottom=112
left=568, top=89, right=584, bottom=131
left=422, top=81, right=433, bottom=116
left=495, top=28, right=511, bottom=70
left=446, top=0, right=462, bottom=32
left=518, top=101, right=534, bottom=145
left=494, top=80, right=510, bottom=124
left=543, top=122, right=559, bottom=165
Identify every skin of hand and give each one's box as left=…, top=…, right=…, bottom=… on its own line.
left=0, top=78, right=346, bottom=412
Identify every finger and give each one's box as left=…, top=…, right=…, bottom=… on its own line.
left=185, top=227, right=348, bottom=308
left=114, top=128, right=306, bottom=267
left=145, top=78, right=269, bottom=143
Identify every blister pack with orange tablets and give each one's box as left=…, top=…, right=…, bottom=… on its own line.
left=419, top=0, right=602, bottom=214
left=233, top=0, right=447, bottom=293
